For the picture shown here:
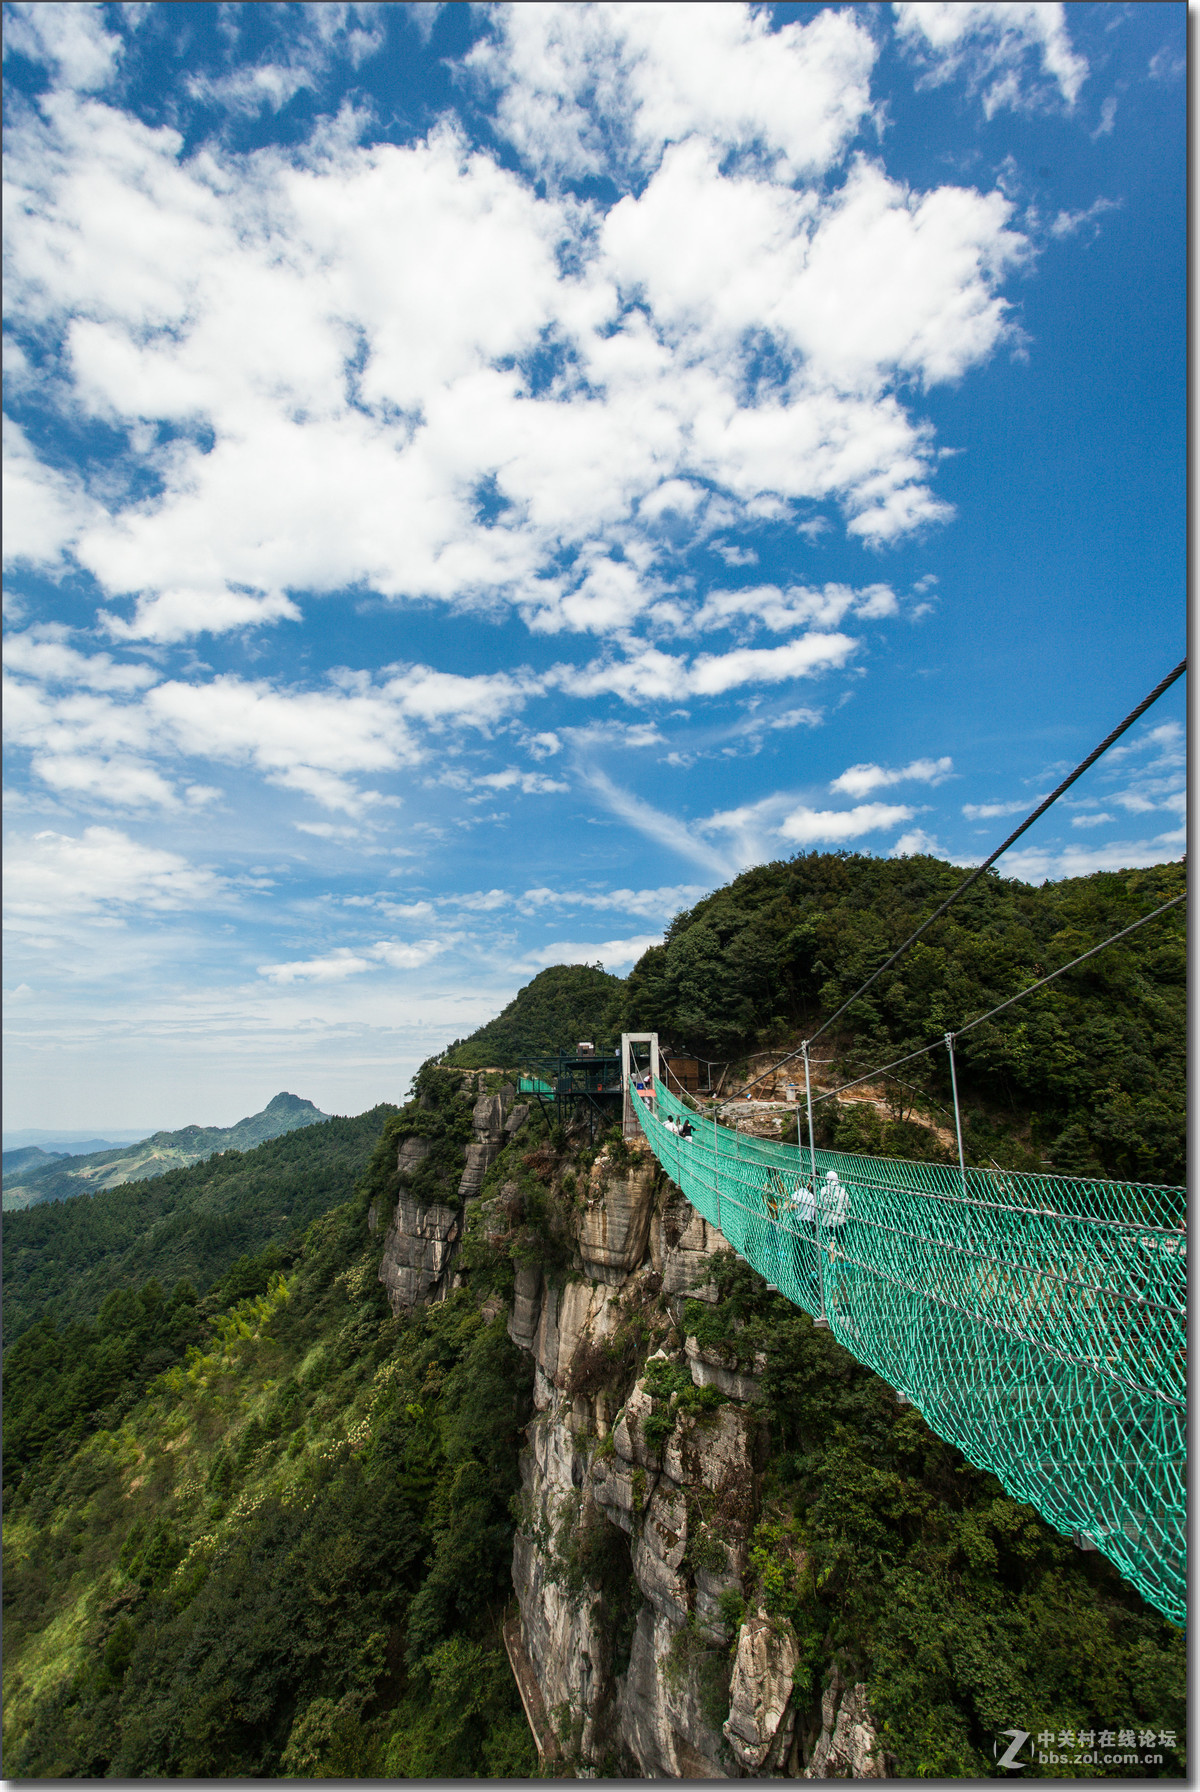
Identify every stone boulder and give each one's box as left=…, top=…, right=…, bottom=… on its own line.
left=685, top=1332, right=766, bottom=1404
left=803, top=1668, right=889, bottom=1779
left=723, top=1607, right=800, bottom=1771
left=509, top=1261, right=543, bottom=1352
left=578, top=1150, right=658, bottom=1283
left=379, top=1189, right=460, bottom=1312
left=650, top=1187, right=734, bottom=1301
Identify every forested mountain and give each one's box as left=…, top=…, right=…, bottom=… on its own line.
left=442, top=961, right=624, bottom=1069
left=3, top=1108, right=394, bottom=1348
left=4, top=1093, right=332, bottom=1212
left=3, top=1152, right=535, bottom=1777
left=621, top=854, right=1185, bottom=1186
left=3, top=849, right=1185, bottom=1779
left=3, top=1146, right=68, bottom=1177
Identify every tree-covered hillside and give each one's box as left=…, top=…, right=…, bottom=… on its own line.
left=442, top=961, right=624, bottom=1069
left=3, top=1108, right=395, bottom=1349
left=2, top=1160, right=535, bottom=1779
left=621, top=854, right=1185, bottom=1186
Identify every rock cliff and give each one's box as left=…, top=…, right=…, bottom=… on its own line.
left=377, top=1081, right=890, bottom=1778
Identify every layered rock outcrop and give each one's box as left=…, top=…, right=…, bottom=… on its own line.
left=379, top=1074, right=527, bottom=1314
left=500, top=1133, right=888, bottom=1778
left=377, top=1079, right=889, bottom=1777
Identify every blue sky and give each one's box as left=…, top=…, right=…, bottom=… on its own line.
left=3, top=1, right=1186, bottom=1131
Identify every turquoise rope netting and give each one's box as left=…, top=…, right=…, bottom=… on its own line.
left=633, top=1078, right=1186, bottom=1628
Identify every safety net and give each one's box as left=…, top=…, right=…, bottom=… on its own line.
left=632, top=1077, right=1186, bottom=1628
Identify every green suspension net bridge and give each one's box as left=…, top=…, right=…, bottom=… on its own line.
left=615, top=662, right=1189, bottom=1630
left=628, top=1065, right=1185, bottom=1630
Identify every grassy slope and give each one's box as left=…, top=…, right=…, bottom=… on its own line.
left=3, top=1108, right=396, bottom=1346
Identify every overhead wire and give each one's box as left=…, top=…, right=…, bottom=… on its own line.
left=721, top=657, right=1186, bottom=1104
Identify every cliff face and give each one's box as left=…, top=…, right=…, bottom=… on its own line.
left=376, top=1085, right=889, bottom=1779
left=499, top=1136, right=888, bottom=1779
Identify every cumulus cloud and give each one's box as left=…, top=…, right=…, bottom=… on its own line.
left=4, top=33, right=1028, bottom=647
left=3, top=1, right=122, bottom=91
left=693, top=582, right=898, bottom=636
left=258, top=936, right=445, bottom=982
left=779, top=801, right=916, bottom=845
left=4, top=826, right=222, bottom=916
left=962, top=795, right=1032, bottom=821
left=3, top=642, right=546, bottom=815
left=560, top=634, right=858, bottom=704
left=831, top=754, right=952, bottom=797
left=890, top=827, right=950, bottom=858
left=474, top=768, right=570, bottom=795
left=466, top=2, right=879, bottom=184
left=1003, top=831, right=1185, bottom=882
left=2, top=420, right=99, bottom=569
left=894, top=3, right=1088, bottom=116
left=517, top=933, right=664, bottom=973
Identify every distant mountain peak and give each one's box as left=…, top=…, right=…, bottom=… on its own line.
left=263, top=1092, right=322, bottom=1114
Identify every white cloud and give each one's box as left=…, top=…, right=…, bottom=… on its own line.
left=560, top=633, right=858, bottom=704
left=1104, top=719, right=1183, bottom=765
left=385, top=666, right=536, bottom=728
left=467, top=2, right=879, bottom=184
left=779, top=801, right=916, bottom=845
left=1049, top=196, right=1119, bottom=240
left=474, top=768, right=570, bottom=795
left=831, top=754, right=952, bottom=797
left=1003, top=832, right=1185, bottom=882
left=1070, top=811, right=1113, bottom=828
left=370, top=938, right=446, bottom=970
left=3, top=1, right=122, bottom=91
left=4, top=826, right=222, bottom=917
left=894, top=3, right=1088, bottom=115
left=258, top=935, right=445, bottom=982
left=514, top=882, right=708, bottom=918
left=101, top=587, right=302, bottom=645
left=4, top=646, right=544, bottom=816
left=962, top=796, right=1031, bottom=821
left=3, top=630, right=157, bottom=692
left=33, top=751, right=181, bottom=810
left=517, top=933, right=664, bottom=973
left=4, top=51, right=1028, bottom=646
left=890, top=827, right=950, bottom=858
left=2, top=419, right=99, bottom=569
left=693, top=582, right=898, bottom=636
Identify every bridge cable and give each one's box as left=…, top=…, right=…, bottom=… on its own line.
left=721, top=657, right=1186, bottom=1104
left=807, top=890, right=1185, bottom=1110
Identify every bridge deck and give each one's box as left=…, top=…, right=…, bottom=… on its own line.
left=632, top=1077, right=1186, bottom=1628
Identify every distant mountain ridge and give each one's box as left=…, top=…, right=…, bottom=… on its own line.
left=2, top=1093, right=331, bottom=1211
left=2, top=1128, right=151, bottom=1152
left=2, top=1147, right=68, bottom=1177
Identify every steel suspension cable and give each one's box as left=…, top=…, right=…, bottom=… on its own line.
left=723, top=657, right=1186, bottom=1103
left=809, top=891, right=1185, bottom=1109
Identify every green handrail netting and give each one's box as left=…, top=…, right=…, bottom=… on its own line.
left=518, top=1076, right=554, bottom=1096
left=633, top=1079, right=1186, bottom=1628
